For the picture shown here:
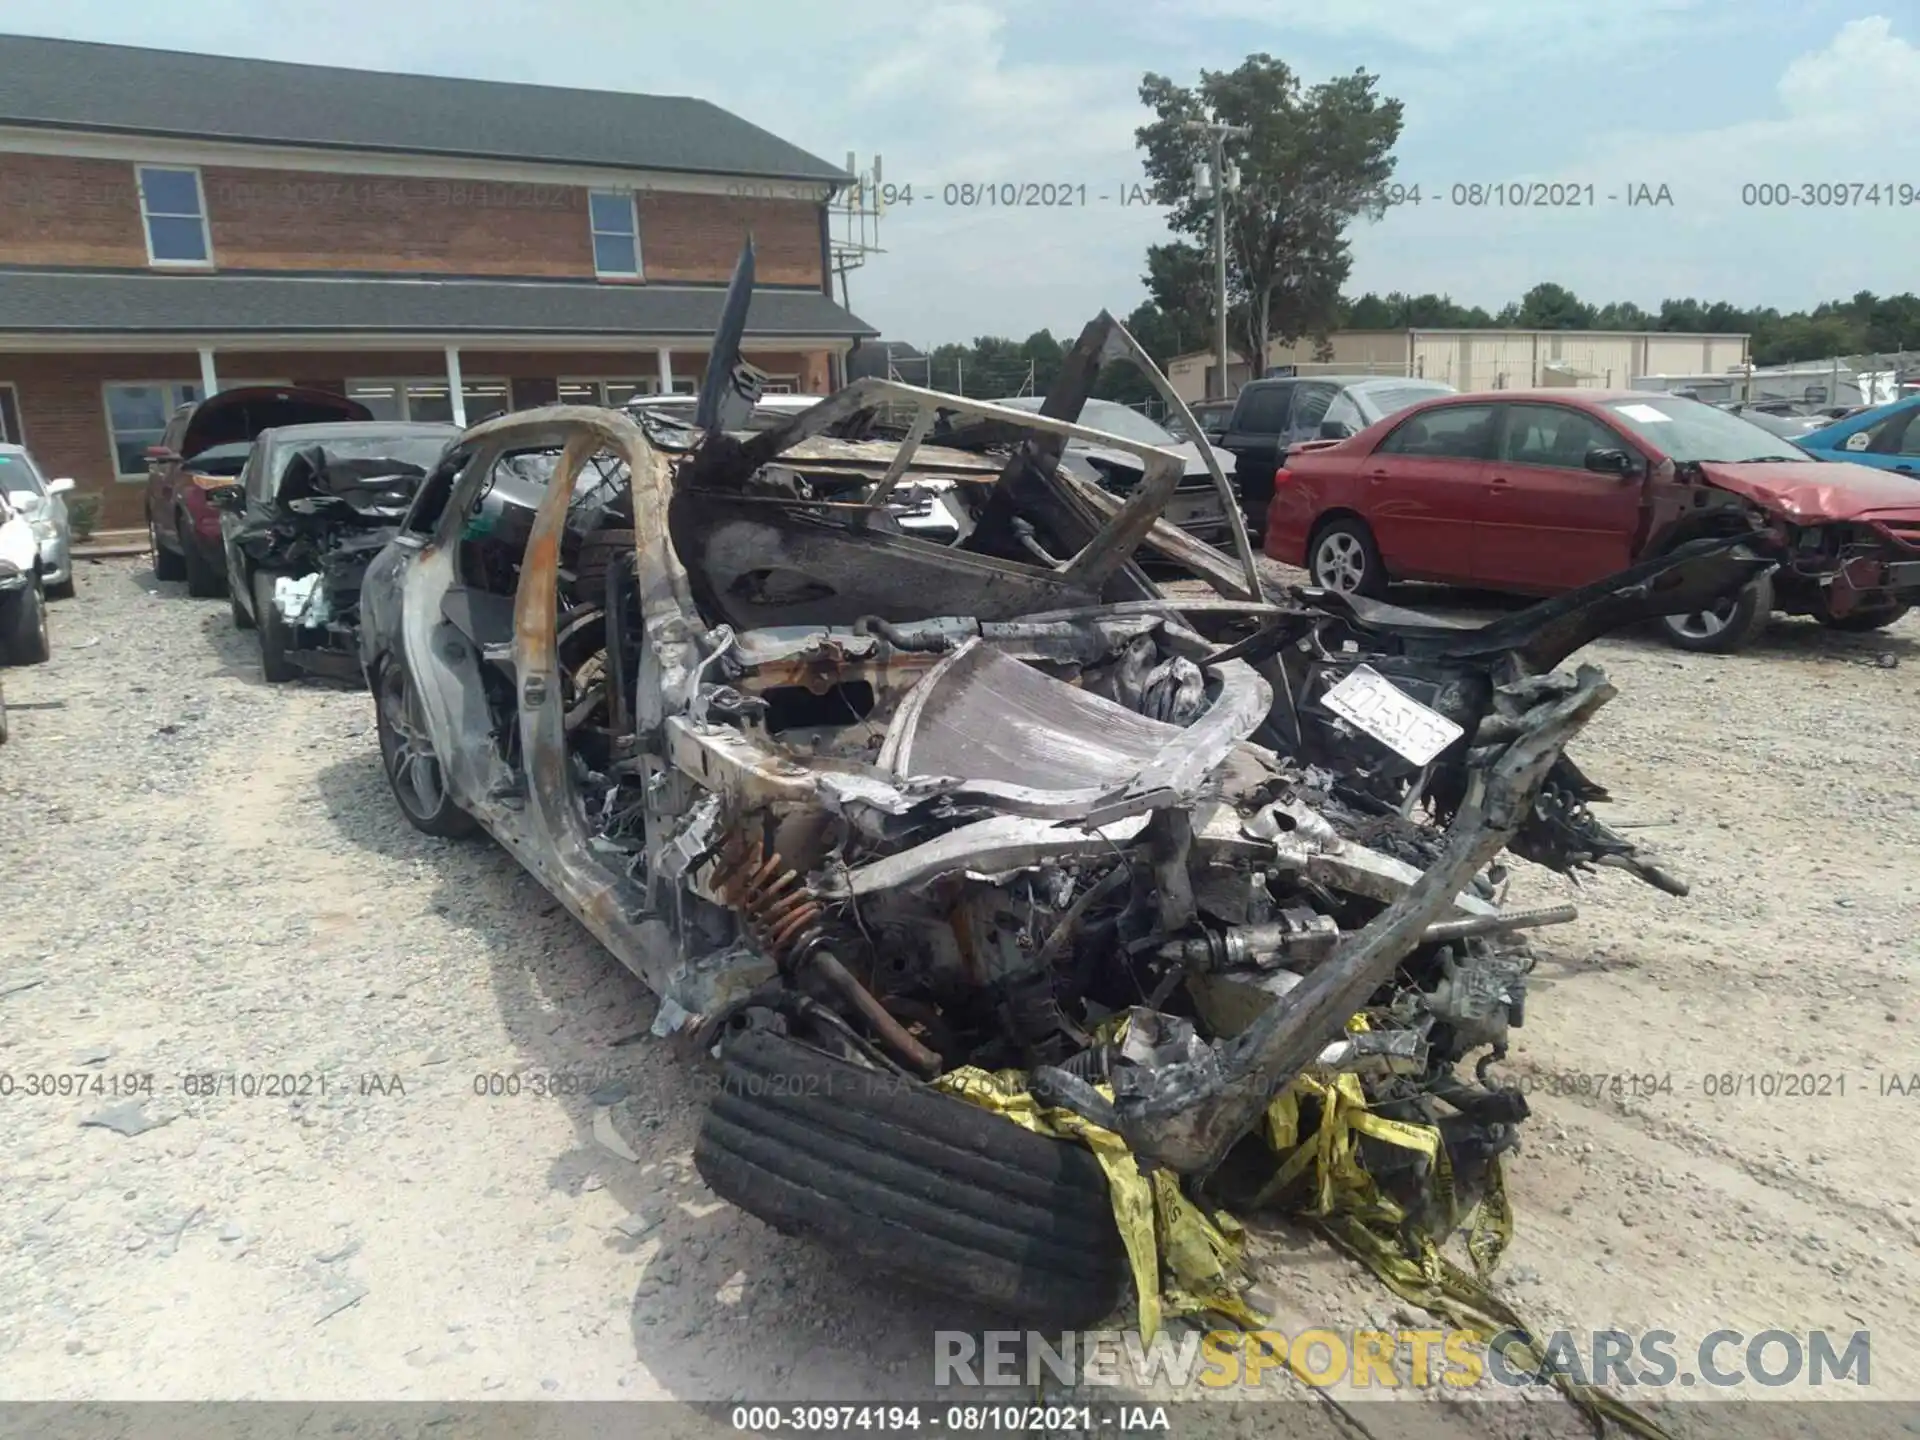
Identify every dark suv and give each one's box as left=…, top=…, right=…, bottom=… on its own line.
left=1217, top=375, right=1456, bottom=540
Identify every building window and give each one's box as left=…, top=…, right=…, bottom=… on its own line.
left=136, top=166, right=212, bottom=266
left=104, top=382, right=202, bottom=478
left=759, top=376, right=799, bottom=394
left=346, top=378, right=509, bottom=424
left=558, top=377, right=659, bottom=408
left=588, top=191, right=642, bottom=278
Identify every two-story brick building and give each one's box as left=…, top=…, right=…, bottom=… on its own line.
left=0, top=33, right=877, bottom=528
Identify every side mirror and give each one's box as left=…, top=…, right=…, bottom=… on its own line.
left=46, top=477, right=75, bottom=496
left=1318, top=419, right=1356, bottom=440
left=1585, top=448, right=1637, bottom=477
left=204, top=483, right=244, bottom=513
left=145, top=444, right=180, bottom=463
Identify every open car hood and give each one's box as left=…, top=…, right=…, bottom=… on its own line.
left=182, top=387, right=372, bottom=461
left=1698, top=457, right=1920, bottom=520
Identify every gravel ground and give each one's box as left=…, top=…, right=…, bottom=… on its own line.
left=2, top=554, right=1916, bottom=1433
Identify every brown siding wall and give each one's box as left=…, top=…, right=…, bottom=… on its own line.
left=203, top=168, right=593, bottom=276
left=636, top=191, right=822, bottom=285
left=3, top=345, right=836, bottom=530
left=0, top=151, right=824, bottom=284
left=0, top=153, right=150, bottom=267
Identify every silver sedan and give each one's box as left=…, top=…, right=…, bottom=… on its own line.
left=0, top=444, right=75, bottom=598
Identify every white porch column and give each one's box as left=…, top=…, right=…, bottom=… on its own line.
left=656, top=346, right=674, bottom=395
left=444, top=345, right=467, bottom=426
left=197, top=345, right=219, bottom=397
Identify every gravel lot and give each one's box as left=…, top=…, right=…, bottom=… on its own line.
left=2, top=554, right=1916, bottom=1432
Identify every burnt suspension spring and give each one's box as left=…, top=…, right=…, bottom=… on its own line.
left=711, top=836, right=825, bottom=970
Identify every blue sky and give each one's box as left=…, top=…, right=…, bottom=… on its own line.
left=4, top=1, right=1916, bottom=347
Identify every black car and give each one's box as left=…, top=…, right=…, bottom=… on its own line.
left=1216, top=374, right=1457, bottom=539
left=210, top=421, right=457, bottom=683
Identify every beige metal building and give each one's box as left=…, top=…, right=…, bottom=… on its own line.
left=1167, top=329, right=1751, bottom=403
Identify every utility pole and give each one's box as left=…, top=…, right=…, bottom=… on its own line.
left=1183, top=117, right=1251, bottom=399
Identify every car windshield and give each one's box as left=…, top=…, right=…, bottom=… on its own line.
left=997, top=396, right=1178, bottom=447
left=1737, top=411, right=1817, bottom=441
left=274, top=433, right=450, bottom=488
left=0, top=451, right=45, bottom=499
left=1601, top=396, right=1808, bottom=462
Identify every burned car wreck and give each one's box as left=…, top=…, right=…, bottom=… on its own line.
left=212, top=422, right=457, bottom=682
left=356, top=277, right=1762, bottom=1326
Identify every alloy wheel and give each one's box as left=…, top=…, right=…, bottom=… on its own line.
left=1313, top=532, right=1369, bottom=593
left=379, top=665, right=448, bottom=821
left=1665, top=597, right=1737, bottom=641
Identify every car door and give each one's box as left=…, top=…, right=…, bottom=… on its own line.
left=1361, top=402, right=1497, bottom=583
left=1221, top=383, right=1293, bottom=468
left=222, top=440, right=277, bottom=602
left=146, top=403, right=194, bottom=525
left=1474, top=404, right=1645, bottom=592
left=1219, top=382, right=1294, bottom=528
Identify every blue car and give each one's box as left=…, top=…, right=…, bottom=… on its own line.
left=1798, top=395, right=1920, bottom=474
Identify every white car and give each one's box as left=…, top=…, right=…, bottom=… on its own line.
left=0, top=487, right=51, bottom=668
left=0, top=444, right=76, bottom=598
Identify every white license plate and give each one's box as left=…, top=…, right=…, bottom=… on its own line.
left=1320, top=664, right=1464, bottom=766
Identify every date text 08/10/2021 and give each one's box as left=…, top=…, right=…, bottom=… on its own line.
left=736, top=177, right=1920, bottom=209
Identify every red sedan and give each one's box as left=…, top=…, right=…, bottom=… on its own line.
left=1264, top=389, right=1920, bottom=651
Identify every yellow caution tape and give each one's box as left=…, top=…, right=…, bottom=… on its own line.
left=936, top=1022, right=1671, bottom=1439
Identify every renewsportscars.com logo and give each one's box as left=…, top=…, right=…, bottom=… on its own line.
left=934, top=1327, right=1872, bottom=1391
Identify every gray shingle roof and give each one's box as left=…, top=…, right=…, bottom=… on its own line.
left=0, top=33, right=849, bottom=182
left=0, top=269, right=877, bottom=338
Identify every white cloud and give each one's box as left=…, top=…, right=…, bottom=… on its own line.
left=1163, top=0, right=1711, bottom=59
left=0, top=2, right=1912, bottom=346
left=1345, top=15, right=1920, bottom=312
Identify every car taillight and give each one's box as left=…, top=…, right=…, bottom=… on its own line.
left=1273, top=466, right=1291, bottom=488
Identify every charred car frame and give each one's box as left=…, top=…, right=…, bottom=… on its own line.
left=355, top=286, right=1760, bottom=1323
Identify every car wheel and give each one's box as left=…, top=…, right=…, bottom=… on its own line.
left=252, top=571, right=299, bottom=683
left=695, top=1027, right=1128, bottom=1327
left=1656, top=571, right=1773, bottom=653
left=45, top=577, right=74, bottom=601
left=1814, top=599, right=1910, bottom=632
left=150, top=509, right=186, bottom=582
left=0, top=679, right=8, bottom=744
left=374, top=657, right=477, bottom=839
left=1308, top=518, right=1387, bottom=598
left=229, top=572, right=255, bottom=631
left=0, top=580, right=51, bottom=666
left=177, top=514, right=225, bottom=597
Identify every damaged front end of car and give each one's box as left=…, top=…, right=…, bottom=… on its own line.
left=363, top=256, right=1766, bottom=1322
left=222, top=440, right=441, bottom=681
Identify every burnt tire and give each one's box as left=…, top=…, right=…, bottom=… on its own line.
left=1656, top=570, right=1773, bottom=653
left=252, top=571, right=299, bottom=683
left=229, top=577, right=255, bottom=631
left=178, top=515, right=225, bottom=597
left=1307, top=516, right=1387, bottom=598
left=373, top=657, right=477, bottom=839
left=149, top=511, right=186, bottom=582
left=0, top=581, right=51, bottom=666
left=1815, top=600, right=1910, bottom=632
left=573, top=527, right=635, bottom=600
left=695, top=1028, right=1129, bottom=1327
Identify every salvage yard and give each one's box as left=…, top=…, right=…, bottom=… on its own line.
left=2, top=555, right=1917, bottom=1430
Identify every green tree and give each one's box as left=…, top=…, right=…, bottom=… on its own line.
left=1137, top=56, right=1403, bottom=380
left=1516, top=282, right=1596, bottom=329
